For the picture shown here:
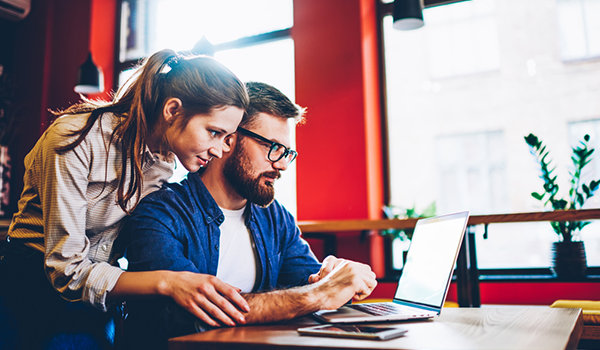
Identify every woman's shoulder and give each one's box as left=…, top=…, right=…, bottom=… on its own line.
left=51, top=112, right=119, bottom=132
left=50, top=113, right=91, bottom=132
left=45, top=112, right=119, bottom=145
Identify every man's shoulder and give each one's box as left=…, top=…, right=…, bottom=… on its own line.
left=140, top=181, right=182, bottom=204
left=126, top=181, right=197, bottom=238
left=251, top=199, right=296, bottom=231
left=253, top=199, right=290, bottom=216
left=134, top=173, right=212, bottom=218
left=133, top=180, right=192, bottom=216
left=147, top=172, right=203, bottom=200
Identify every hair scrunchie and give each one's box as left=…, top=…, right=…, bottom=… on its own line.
left=166, top=54, right=179, bottom=67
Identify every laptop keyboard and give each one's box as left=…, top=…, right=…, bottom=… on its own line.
left=349, top=303, right=410, bottom=316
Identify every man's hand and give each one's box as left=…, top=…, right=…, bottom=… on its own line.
left=163, top=271, right=250, bottom=327
left=313, top=259, right=377, bottom=310
left=308, top=255, right=344, bottom=283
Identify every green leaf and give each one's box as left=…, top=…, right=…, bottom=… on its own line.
left=555, top=199, right=567, bottom=210
left=524, top=134, right=538, bottom=147
left=584, top=134, right=590, bottom=142
left=577, top=193, right=585, bottom=207
left=583, top=184, right=590, bottom=196
left=531, top=192, right=544, bottom=200
left=421, top=202, right=437, bottom=217
left=586, top=149, right=594, bottom=158
left=581, top=221, right=591, bottom=230
left=550, top=221, right=562, bottom=237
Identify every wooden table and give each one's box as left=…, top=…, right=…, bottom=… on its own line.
left=168, top=307, right=583, bottom=350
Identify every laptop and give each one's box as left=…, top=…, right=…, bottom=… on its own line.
left=313, top=211, right=470, bottom=324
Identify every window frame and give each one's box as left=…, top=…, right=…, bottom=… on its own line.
left=113, top=1, right=292, bottom=91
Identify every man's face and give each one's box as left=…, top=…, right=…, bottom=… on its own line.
left=223, top=113, right=292, bottom=207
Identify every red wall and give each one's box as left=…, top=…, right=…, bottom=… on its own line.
left=4, top=0, right=116, bottom=214
left=294, top=0, right=371, bottom=221
left=6, top=0, right=92, bottom=214
left=89, top=0, right=116, bottom=101
left=372, top=281, right=600, bottom=305
left=294, top=0, right=385, bottom=275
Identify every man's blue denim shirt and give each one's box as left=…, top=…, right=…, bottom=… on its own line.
left=121, top=171, right=321, bottom=347
left=125, top=171, right=321, bottom=290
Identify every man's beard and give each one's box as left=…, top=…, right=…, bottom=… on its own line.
left=223, top=146, right=280, bottom=207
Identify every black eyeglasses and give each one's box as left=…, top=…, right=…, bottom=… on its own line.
left=237, top=127, right=298, bottom=164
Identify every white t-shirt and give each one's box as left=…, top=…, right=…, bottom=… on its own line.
left=215, top=206, right=257, bottom=293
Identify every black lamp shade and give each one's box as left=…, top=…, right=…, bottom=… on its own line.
left=393, top=0, right=424, bottom=30
left=74, top=52, right=104, bottom=94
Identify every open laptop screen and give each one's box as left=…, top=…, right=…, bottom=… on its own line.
left=393, top=212, right=468, bottom=308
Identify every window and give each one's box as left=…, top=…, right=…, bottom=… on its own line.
left=383, top=0, right=600, bottom=272
left=119, top=0, right=293, bottom=62
left=118, top=0, right=298, bottom=214
left=425, top=0, right=500, bottom=78
left=557, top=0, right=600, bottom=61
left=436, top=131, right=509, bottom=214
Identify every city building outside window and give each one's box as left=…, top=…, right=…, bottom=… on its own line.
left=383, top=0, right=600, bottom=271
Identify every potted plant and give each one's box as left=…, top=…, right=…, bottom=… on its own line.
left=524, top=133, right=599, bottom=280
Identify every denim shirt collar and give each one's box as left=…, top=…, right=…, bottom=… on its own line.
left=187, top=173, right=225, bottom=227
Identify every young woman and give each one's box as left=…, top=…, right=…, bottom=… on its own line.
left=0, top=49, right=251, bottom=349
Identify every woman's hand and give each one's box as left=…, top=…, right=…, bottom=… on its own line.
left=160, top=271, right=250, bottom=327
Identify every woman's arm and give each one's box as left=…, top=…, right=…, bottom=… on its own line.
left=109, top=270, right=249, bottom=327
left=37, top=116, right=126, bottom=310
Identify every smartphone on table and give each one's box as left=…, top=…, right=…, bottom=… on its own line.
left=297, top=324, right=408, bottom=341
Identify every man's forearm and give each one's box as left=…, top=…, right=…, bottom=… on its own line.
left=242, top=284, right=322, bottom=324
left=238, top=259, right=376, bottom=325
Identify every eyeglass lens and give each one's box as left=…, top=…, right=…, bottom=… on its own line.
left=268, top=145, right=297, bottom=163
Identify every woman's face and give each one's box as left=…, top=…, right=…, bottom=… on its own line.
left=166, top=105, right=244, bottom=173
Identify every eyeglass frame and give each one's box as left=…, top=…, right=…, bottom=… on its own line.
left=236, top=127, right=298, bottom=164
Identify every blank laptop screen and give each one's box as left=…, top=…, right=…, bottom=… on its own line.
left=393, top=214, right=467, bottom=308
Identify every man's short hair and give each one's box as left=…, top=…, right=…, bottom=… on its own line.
left=240, top=82, right=306, bottom=129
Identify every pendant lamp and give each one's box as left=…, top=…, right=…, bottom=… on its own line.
left=191, top=36, right=216, bottom=57
left=393, top=0, right=424, bottom=31
left=74, top=52, right=104, bottom=94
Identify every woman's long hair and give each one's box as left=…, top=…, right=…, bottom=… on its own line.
left=54, top=49, right=249, bottom=214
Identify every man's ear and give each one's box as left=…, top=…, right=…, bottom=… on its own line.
left=163, top=98, right=183, bottom=124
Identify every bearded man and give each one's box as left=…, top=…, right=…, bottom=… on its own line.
left=122, top=82, right=376, bottom=349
